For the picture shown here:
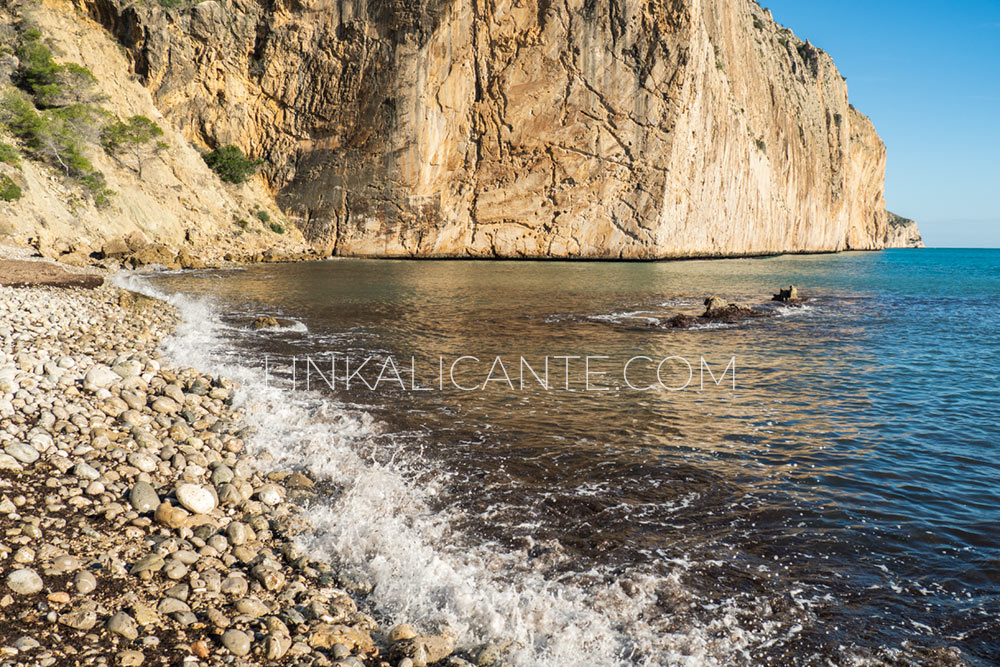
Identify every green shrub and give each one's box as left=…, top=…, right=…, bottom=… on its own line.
left=755, top=138, right=766, bottom=152
left=203, top=145, right=262, bottom=184
left=0, top=173, right=22, bottom=201
left=13, top=29, right=98, bottom=107
left=254, top=208, right=270, bottom=223
left=234, top=218, right=249, bottom=230
left=0, top=90, right=45, bottom=144
left=752, top=16, right=765, bottom=30
left=0, top=141, right=20, bottom=165
left=269, top=221, right=284, bottom=234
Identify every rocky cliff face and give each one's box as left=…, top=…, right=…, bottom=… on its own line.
left=71, top=0, right=888, bottom=258
left=884, top=211, right=924, bottom=248
left=0, top=0, right=312, bottom=266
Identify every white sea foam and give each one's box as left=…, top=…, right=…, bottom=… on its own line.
left=113, top=271, right=772, bottom=666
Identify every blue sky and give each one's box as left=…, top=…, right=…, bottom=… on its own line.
left=763, top=0, right=1000, bottom=247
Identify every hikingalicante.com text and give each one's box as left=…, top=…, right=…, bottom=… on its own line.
left=262, top=354, right=736, bottom=392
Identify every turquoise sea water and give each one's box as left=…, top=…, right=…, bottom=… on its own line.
left=144, top=249, right=1000, bottom=665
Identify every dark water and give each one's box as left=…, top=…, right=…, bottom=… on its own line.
left=143, top=249, right=1000, bottom=666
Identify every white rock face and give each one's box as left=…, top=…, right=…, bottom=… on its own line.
left=175, top=484, right=217, bottom=515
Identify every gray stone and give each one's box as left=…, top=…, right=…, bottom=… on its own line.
left=127, top=452, right=158, bottom=473
left=107, top=611, right=139, bottom=640
left=0, top=453, right=23, bottom=471
left=225, top=521, right=249, bottom=546
left=221, top=629, right=252, bottom=656
left=129, top=482, right=159, bottom=513
left=220, top=575, right=248, bottom=596
left=117, top=650, right=145, bottom=666
left=52, top=554, right=81, bottom=573
left=234, top=597, right=268, bottom=617
left=156, top=597, right=191, bottom=615
left=84, top=365, right=119, bottom=390
left=59, top=609, right=98, bottom=631
left=4, top=441, right=39, bottom=464
left=74, top=461, right=100, bottom=480
left=6, top=568, right=43, bottom=595
left=175, top=483, right=216, bottom=514
left=74, top=570, right=98, bottom=594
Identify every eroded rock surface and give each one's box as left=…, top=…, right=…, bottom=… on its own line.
left=78, top=0, right=892, bottom=258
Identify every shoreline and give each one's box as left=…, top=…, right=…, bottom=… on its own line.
left=0, top=281, right=466, bottom=667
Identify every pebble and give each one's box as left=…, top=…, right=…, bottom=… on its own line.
left=221, top=629, right=252, bottom=656
left=6, top=568, right=43, bottom=595
left=117, top=650, right=145, bottom=666
left=0, top=286, right=405, bottom=667
left=175, top=483, right=216, bottom=514
left=235, top=597, right=269, bottom=617
left=74, top=570, right=98, bottom=594
left=129, top=481, right=160, bottom=512
left=190, top=640, right=210, bottom=658
left=107, top=611, right=139, bottom=640
left=13, top=637, right=40, bottom=651
left=5, top=441, right=40, bottom=463
left=127, top=452, right=158, bottom=472
left=257, top=484, right=283, bottom=506
left=85, top=365, right=120, bottom=390
left=52, top=554, right=81, bottom=573
left=74, top=461, right=100, bottom=480
left=60, top=609, right=98, bottom=631
left=151, top=397, right=180, bottom=414
left=220, top=575, right=248, bottom=596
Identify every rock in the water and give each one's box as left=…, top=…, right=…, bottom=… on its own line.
left=772, top=285, right=800, bottom=302
left=392, top=633, right=456, bottom=666
left=130, top=481, right=160, bottom=513
left=6, top=568, right=43, bottom=595
left=251, top=316, right=280, bottom=329
left=221, top=629, right=252, bottom=656
left=388, top=623, right=418, bottom=643
left=175, top=483, right=216, bottom=514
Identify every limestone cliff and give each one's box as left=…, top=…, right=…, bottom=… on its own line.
left=884, top=211, right=924, bottom=248
left=19, top=0, right=889, bottom=259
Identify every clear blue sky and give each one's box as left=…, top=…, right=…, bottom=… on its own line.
left=764, top=0, right=1000, bottom=248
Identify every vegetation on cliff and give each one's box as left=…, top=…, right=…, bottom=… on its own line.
left=202, top=145, right=262, bottom=185
left=0, top=24, right=112, bottom=205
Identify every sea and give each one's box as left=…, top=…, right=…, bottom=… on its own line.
left=123, top=248, right=1000, bottom=666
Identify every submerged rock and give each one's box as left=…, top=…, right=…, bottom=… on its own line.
left=664, top=295, right=771, bottom=328
left=251, top=316, right=281, bottom=329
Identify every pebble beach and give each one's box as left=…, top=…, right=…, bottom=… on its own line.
left=0, top=282, right=464, bottom=667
